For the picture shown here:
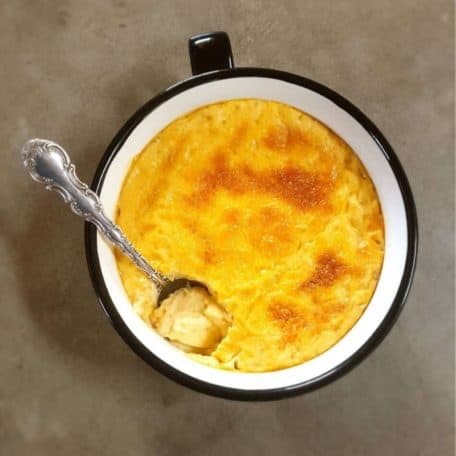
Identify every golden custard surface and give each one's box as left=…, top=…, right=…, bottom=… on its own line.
left=115, top=99, right=384, bottom=372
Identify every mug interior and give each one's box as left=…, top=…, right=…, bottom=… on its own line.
left=95, top=76, right=408, bottom=391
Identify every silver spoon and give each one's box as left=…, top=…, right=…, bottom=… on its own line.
left=21, top=138, right=207, bottom=305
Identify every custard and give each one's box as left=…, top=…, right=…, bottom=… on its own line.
left=115, top=99, right=384, bottom=372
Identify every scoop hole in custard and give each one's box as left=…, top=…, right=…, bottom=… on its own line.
left=151, top=287, right=232, bottom=355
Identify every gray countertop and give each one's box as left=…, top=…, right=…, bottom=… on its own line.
left=1, top=1, right=454, bottom=454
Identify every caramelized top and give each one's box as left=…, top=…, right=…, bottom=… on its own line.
left=268, top=302, right=307, bottom=345
left=115, top=99, right=385, bottom=372
left=302, top=252, right=346, bottom=289
left=262, top=124, right=311, bottom=150
left=190, top=153, right=334, bottom=211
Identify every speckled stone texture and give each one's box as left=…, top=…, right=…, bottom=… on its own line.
left=1, top=1, right=454, bottom=454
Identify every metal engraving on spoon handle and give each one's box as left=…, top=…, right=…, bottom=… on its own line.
left=21, top=138, right=168, bottom=288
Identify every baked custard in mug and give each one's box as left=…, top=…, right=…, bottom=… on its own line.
left=114, top=99, right=384, bottom=372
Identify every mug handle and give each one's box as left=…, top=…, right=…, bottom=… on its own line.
left=188, top=31, right=234, bottom=75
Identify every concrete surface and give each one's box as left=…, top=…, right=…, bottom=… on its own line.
left=1, top=0, right=454, bottom=454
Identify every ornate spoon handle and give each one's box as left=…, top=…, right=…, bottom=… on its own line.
left=21, top=139, right=168, bottom=288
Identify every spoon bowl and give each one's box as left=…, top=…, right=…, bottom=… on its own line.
left=158, top=278, right=209, bottom=304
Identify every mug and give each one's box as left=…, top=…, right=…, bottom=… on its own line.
left=85, top=31, right=418, bottom=400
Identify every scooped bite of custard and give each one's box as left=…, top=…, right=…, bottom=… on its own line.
left=115, top=99, right=384, bottom=372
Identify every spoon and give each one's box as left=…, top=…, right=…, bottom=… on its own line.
left=21, top=138, right=207, bottom=305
